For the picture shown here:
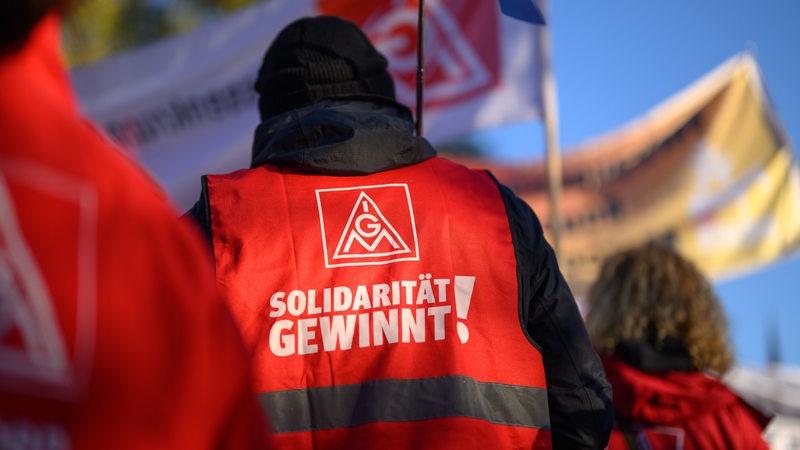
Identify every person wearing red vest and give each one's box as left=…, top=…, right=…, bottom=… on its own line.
left=0, top=1, right=274, bottom=448
left=186, top=15, right=613, bottom=450
left=584, top=244, right=771, bottom=449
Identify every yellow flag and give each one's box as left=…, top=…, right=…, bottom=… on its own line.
left=464, top=53, right=800, bottom=298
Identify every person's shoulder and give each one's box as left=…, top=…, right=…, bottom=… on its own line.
left=77, top=123, right=178, bottom=218
left=72, top=122, right=212, bottom=270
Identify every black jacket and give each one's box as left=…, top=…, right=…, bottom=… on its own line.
left=186, top=98, right=613, bottom=449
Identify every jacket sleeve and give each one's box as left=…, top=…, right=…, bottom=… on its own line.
left=181, top=175, right=214, bottom=250
left=496, top=181, right=614, bottom=450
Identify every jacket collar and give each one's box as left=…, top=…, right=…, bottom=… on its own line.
left=250, top=98, right=436, bottom=175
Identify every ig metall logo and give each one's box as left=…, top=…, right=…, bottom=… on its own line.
left=316, top=184, right=419, bottom=268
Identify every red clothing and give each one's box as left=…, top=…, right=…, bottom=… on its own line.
left=0, top=15, right=272, bottom=449
left=206, top=157, right=551, bottom=449
left=602, top=355, right=769, bottom=450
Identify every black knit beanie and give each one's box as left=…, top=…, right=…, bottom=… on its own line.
left=254, top=16, right=397, bottom=120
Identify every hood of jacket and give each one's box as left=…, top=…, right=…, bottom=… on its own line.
left=602, top=354, right=745, bottom=426
left=250, top=97, right=436, bottom=175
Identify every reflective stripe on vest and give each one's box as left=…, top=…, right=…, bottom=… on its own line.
left=261, top=374, right=550, bottom=433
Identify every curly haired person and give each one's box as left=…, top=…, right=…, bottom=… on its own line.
left=585, top=243, right=771, bottom=450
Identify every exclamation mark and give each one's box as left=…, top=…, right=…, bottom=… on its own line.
left=454, top=276, right=475, bottom=343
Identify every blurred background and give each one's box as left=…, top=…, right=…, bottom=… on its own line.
left=62, top=0, right=800, bottom=446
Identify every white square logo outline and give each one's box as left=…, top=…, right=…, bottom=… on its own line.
left=316, top=183, right=420, bottom=268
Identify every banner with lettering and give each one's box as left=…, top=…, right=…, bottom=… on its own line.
left=70, top=0, right=545, bottom=210
left=469, top=53, right=800, bottom=297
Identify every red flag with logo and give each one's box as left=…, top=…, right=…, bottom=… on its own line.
left=322, top=0, right=545, bottom=143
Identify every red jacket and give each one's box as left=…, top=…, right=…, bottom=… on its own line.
left=602, top=355, right=770, bottom=450
left=207, top=157, right=551, bottom=449
left=0, top=14, right=272, bottom=449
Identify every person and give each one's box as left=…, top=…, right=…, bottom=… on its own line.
left=185, top=14, right=613, bottom=450
left=583, top=243, right=771, bottom=450
left=0, top=1, right=274, bottom=448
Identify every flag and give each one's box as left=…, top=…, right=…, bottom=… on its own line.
left=71, top=0, right=546, bottom=210
left=319, top=0, right=546, bottom=142
left=461, top=53, right=800, bottom=297
left=498, top=0, right=546, bottom=24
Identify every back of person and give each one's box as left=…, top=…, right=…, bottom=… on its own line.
left=584, top=243, right=770, bottom=450
left=189, top=14, right=613, bottom=450
left=0, top=4, right=272, bottom=448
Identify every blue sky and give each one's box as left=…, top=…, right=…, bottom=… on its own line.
left=471, top=1, right=800, bottom=367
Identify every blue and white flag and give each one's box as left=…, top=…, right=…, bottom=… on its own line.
left=498, top=0, right=545, bottom=24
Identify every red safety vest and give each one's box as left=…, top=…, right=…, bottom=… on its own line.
left=208, top=156, right=551, bottom=449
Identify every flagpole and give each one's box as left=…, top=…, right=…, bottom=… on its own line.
left=416, top=0, right=425, bottom=136
left=538, top=0, right=563, bottom=260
